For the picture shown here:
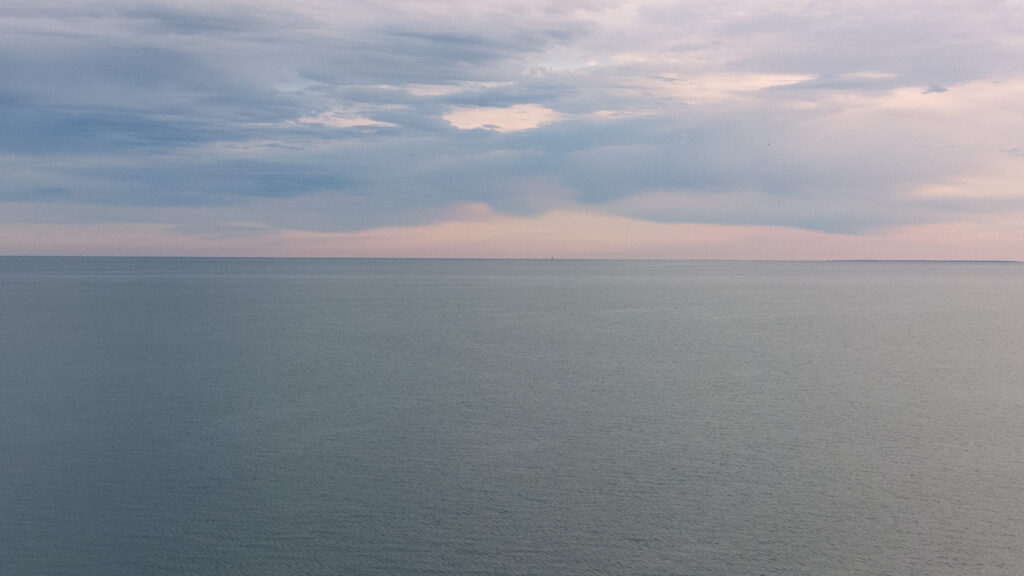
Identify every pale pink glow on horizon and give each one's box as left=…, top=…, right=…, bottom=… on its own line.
left=5, top=208, right=1024, bottom=260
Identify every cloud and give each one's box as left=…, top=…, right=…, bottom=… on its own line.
left=444, top=104, right=563, bottom=132
left=635, top=72, right=815, bottom=105
left=4, top=0, right=1024, bottom=257
left=296, top=111, right=398, bottom=129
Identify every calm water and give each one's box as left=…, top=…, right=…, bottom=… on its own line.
left=3, top=257, right=1024, bottom=575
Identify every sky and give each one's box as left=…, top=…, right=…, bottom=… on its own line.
left=3, top=0, right=1024, bottom=259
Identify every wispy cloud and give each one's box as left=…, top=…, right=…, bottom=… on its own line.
left=296, top=110, right=398, bottom=129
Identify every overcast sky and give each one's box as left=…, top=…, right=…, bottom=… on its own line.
left=3, top=0, right=1024, bottom=258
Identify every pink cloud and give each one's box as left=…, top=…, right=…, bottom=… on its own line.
left=444, top=104, right=563, bottom=132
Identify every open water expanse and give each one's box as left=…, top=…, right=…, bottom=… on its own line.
left=3, top=257, right=1024, bottom=575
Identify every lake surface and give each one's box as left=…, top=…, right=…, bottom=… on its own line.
left=3, top=257, right=1024, bottom=575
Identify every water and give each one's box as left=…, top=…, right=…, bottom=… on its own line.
left=3, top=257, right=1024, bottom=575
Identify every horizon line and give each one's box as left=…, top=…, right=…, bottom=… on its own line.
left=2, top=255, right=1021, bottom=264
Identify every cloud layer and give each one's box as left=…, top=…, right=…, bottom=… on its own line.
left=3, top=0, right=1024, bottom=257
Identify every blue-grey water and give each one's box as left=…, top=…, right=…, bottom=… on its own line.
left=3, top=257, right=1024, bottom=575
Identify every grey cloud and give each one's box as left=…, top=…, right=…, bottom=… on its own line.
left=118, top=5, right=267, bottom=35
